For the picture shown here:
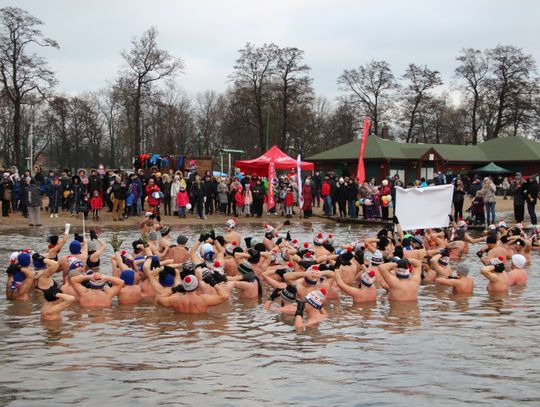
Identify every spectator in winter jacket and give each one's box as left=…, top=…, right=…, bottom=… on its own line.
left=321, top=176, right=332, bottom=216
left=48, top=177, right=63, bottom=218
left=146, top=178, right=161, bottom=213
left=27, top=178, right=42, bottom=226
left=87, top=169, right=103, bottom=197
left=190, top=175, right=206, bottom=219
left=176, top=185, right=190, bottom=218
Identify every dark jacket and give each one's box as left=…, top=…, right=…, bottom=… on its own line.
left=87, top=174, right=103, bottom=195
left=251, top=183, right=265, bottom=201
left=28, top=184, right=41, bottom=207
left=48, top=184, right=63, bottom=208
left=190, top=182, right=205, bottom=202
left=513, top=185, right=525, bottom=206
left=524, top=180, right=539, bottom=204
left=111, top=182, right=127, bottom=200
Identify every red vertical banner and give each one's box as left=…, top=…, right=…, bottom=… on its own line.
left=268, top=162, right=276, bottom=210
left=355, top=117, right=371, bottom=182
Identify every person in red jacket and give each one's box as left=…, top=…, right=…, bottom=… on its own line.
left=321, top=176, right=332, bottom=216
left=284, top=187, right=294, bottom=218
left=175, top=186, right=190, bottom=218
left=146, top=178, right=161, bottom=214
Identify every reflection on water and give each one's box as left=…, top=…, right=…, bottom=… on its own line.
left=1, top=223, right=540, bottom=406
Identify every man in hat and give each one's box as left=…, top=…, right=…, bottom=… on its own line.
left=224, top=218, right=241, bottom=244
left=378, top=258, right=422, bottom=301
left=295, top=288, right=327, bottom=331
left=70, top=272, right=125, bottom=307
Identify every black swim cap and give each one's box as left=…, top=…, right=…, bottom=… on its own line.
left=248, top=248, right=261, bottom=264
left=44, top=286, right=62, bottom=302
left=486, top=236, right=497, bottom=244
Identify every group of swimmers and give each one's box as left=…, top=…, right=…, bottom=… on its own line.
left=4, top=213, right=534, bottom=331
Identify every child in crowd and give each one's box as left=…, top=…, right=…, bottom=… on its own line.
left=176, top=186, right=189, bottom=218
left=284, top=187, right=294, bottom=218
left=90, top=190, right=103, bottom=221
left=80, top=193, right=90, bottom=220
left=125, top=187, right=135, bottom=218
left=235, top=186, right=245, bottom=216
left=244, top=185, right=252, bottom=217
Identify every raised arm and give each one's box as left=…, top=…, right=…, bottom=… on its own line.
left=202, top=283, right=230, bottom=307
left=377, top=262, right=399, bottom=287
left=334, top=268, right=360, bottom=297
left=48, top=293, right=76, bottom=314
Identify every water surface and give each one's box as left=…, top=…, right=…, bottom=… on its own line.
left=0, top=223, right=539, bottom=406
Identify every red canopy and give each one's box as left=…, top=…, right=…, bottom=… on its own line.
left=235, top=145, right=314, bottom=177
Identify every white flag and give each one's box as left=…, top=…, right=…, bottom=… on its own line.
left=297, top=154, right=304, bottom=210
left=395, top=184, right=454, bottom=231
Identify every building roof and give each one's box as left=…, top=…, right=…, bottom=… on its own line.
left=307, top=135, right=540, bottom=163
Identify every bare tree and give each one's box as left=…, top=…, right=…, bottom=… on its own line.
left=274, top=47, right=313, bottom=151
left=0, top=7, right=58, bottom=168
left=401, top=64, right=442, bottom=143
left=121, top=26, right=184, bottom=156
left=484, top=45, right=536, bottom=139
left=455, top=48, right=489, bottom=144
left=338, top=60, right=397, bottom=136
left=194, top=90, right=226, bottom=156
left=231, top=42, right=278, bottom=153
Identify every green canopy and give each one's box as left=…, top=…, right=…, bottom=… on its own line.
left=473, top=162, right=511, bottom=174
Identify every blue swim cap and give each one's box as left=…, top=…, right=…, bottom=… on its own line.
left=69, top=240, right=82, bottom=255
left=17, top=252, right=31, bottom=267
left=159, top=267, right=175, bottom=287
left=33, top=256, right=46, bottom=270
left=120, top=269, right=135, bottom=286
left=13, top=270, right=26, bottom=283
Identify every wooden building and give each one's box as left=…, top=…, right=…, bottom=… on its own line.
left=307, top=136, right=540, bottom=182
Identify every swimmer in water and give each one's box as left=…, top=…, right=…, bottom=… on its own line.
left=159, top=275, right=230, bottom=314
left=295, top=288, right=327, bottom=331
left=435, top=264, right=474, bottom=294
left=264, top=284, right=298, bottom=313
left=334, top=268, right=377, bottom=303
left=5, top=252, right=34, bottom=301
left=224, top=218, right=241, bottom=244
left=114, top=252, right=142, bottom=305
left=378, top=258, right=422, bottom=302
left=70, top=272, right=125, bottom=307
left=480, top=257, right=509, bottom=293
left=507, top=254, right=528, bottom=286
left=41, top=286, right=75, bottom=321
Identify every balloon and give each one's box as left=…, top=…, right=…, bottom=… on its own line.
left=386, top=195, right=392, bottom=202
left=364, top=199, right=372, bottom=206
left=360, top=198, right=365, bottom=205
left=381, top=196, right=388, bottom=203
left=186, top=203, right=192, bottom=210
left=382, top=200, right=389, bottom=207
left=355, top=200, right=360, bottom=207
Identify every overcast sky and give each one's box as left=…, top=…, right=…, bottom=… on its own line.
left=8, top=0, right=540, bottom=100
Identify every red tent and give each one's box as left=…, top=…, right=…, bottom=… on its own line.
left=235, top=145, right=314, bottom=176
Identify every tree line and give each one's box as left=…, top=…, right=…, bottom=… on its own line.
left=1, top=6, right=539, bottom=170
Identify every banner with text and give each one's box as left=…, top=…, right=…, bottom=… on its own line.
left=268, top=162, right=276, bottom=210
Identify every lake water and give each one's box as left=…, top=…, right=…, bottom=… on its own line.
left=0, top=223, right=539, bottom=406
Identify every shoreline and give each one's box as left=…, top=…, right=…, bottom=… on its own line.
left=0, top=195, right=529, bottom=233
